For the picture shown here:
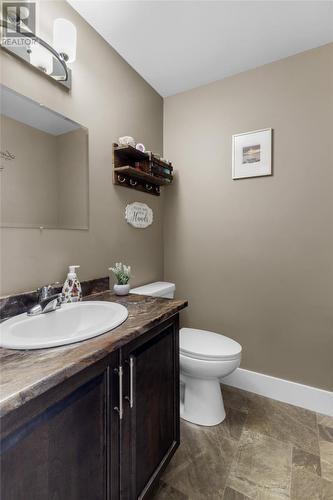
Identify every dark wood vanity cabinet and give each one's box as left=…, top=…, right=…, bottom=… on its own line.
left=0, top=315, right=179, bottom=500
left=121, top=317, right=180, bottom=499
left=0, top=352, right=120, bottom=500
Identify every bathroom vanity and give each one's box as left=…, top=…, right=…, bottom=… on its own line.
left=0, top=291, right=187, bottom=500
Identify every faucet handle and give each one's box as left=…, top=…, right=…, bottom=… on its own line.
left=37, top=284, right=58, bottom=301
left=36, top=283, right=62, bottom=304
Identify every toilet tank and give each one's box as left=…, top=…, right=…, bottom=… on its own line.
left=130, top=282, right=175, bottom=299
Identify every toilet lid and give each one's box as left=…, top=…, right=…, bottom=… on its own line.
left=180, top=328, right=242, bottom=361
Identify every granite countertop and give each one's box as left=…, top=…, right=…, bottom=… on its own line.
left=0, top=291, right=187, bottom=418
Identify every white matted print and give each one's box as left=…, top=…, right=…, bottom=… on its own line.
left=232, top=128, right=272, bottom=179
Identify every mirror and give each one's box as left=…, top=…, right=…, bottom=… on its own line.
left=0, top=85, right=89, bottom=229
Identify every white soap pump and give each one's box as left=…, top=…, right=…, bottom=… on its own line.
left=62, top=265, right=82, bottom=303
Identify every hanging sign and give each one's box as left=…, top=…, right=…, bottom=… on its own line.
left=125, top=202, right=153, bottom=228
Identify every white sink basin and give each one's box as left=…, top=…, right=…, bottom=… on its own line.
left=0, top=301, right=128, bottom=350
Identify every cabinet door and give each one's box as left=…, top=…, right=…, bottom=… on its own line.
left=121, top=317, right=180, bottom=500
left=1, top=353, right=120, bottom=500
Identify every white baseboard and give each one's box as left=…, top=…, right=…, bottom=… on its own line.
left=221, top=368, right=333, bottom=417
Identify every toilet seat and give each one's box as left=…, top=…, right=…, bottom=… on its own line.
left=180, top=328, right=242, bottom=362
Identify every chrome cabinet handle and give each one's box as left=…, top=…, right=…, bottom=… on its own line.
left=113, top=366, right=123, bottom=420
left=125, top=356, right=134, bottom=408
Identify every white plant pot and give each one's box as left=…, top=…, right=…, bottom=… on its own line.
left=113, top=284, right=130, bottom=296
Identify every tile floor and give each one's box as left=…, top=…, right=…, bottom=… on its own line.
left=153, top=385, right=333, bottom=500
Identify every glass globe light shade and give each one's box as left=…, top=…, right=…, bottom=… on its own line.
left=53, top=18, right=77, bottom=63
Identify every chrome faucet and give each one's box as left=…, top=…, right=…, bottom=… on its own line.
left=27, top=285, right=62, bottom=316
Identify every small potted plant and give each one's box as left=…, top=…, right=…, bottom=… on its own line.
left=109, top=262, right=131, bottom=296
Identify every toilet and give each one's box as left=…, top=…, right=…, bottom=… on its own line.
left=179, top=328, right=241, bottom=426
left=130, top=282, right=242, bottom=426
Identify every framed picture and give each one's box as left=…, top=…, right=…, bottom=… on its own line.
left=232, top=128, right=272, bottom=179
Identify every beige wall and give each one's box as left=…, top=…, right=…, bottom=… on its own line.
left=164, top=44, right=333, bottom=391
left=1, top=115, right=59, bottom=227
left=57, top=128, right=89, bottom=228
left=0, top=0, right=164, bottom=295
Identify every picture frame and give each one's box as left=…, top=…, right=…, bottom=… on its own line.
left=232, top=128, right=272, bottom=179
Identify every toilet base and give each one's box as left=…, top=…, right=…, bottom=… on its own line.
left=180, top=374, right=226, bottom=426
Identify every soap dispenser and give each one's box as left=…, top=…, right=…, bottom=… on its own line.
left=62, top=265, right=82, bottom=303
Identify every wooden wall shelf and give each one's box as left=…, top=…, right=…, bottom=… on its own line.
left=114, top=166, right=171, bottom=186
left=112, top=143, right=173, bottom=196
left=114, top=145, right=149, bottom=161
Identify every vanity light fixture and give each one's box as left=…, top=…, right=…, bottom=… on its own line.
left=0, top=15, right=76, bottom=89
